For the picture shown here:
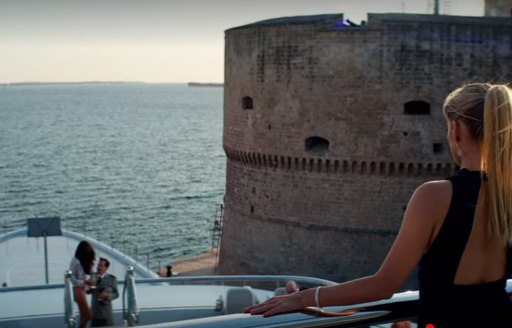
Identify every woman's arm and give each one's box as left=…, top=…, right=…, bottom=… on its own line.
left=245, top=180, right=451, bottom=317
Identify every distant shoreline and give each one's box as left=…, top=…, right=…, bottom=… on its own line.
left=0, top=81, right=225, bottom=87
left=0, top=81, right=146, bottom=86
left=188, top=82, right=224, bottom=88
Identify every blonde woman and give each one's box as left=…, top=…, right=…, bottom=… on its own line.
left=246, top=83, right=512, bottom=328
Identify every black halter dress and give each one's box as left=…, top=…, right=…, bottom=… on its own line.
left=418, top=169, right=512, bottom=328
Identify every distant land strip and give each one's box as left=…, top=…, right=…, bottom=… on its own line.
left=187, top=82, right=224, bottom=87
left=0, top=81, right=146, bottom=86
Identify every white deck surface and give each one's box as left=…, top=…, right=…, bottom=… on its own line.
left=0, top=229, right=158, bottom=287
left=0, top=283, right=234, bottom=319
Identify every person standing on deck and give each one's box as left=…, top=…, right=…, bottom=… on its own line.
left=69, top=241, right=96, bottom=328
left=91, top=257, right=119, bottom=327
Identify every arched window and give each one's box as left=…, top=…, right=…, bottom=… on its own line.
left=242, top=96, right=253, bottom=109
left=305, top=136, right=329, bottom=155
left=404, top=101, right=430, bottom=115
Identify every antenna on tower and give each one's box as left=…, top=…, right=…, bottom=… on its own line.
left=434, top=0, right=440, bottom=15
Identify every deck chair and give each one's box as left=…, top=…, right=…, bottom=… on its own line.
left=223, top=287, right=258, bottom=314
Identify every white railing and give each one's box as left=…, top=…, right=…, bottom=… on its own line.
left=64, top=270, right=76, bottom=328
left=123, top=266, right=139, bottom=326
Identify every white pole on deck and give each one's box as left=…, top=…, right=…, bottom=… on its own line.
left=44, top=232, right=49, bottom=284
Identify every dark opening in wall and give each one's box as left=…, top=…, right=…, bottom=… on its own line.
left=242, top=96, right=254, bottom=109
left=380, top=162, right=386, bottom=174
left=305, top=136, right=329, bottom=155
left=404, top=101, right=431, bottom=115
left=433, top=143, right=443, bottom=153
left=343, top=161, right=349, bottom=173
left=398, top=163, right=405, bottom=174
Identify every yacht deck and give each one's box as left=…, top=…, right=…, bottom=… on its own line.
left=0, top=228, right=158, bottom=287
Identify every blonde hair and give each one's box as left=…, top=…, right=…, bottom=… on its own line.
left=444, top=83, right=512, bottom=244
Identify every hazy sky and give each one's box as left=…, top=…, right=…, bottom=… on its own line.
left=0, top=0, right=484, bottom=83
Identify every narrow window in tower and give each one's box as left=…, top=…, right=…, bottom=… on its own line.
left=404, top=101, right=431, bottom=115
left=433, top=142, right=443, bottom=153
left=304, top=136, right=329, bottom=156
left=242, top=96, right=254, bottom=109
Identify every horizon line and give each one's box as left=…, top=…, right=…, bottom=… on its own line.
left=0, top=80, right=225, bottom=86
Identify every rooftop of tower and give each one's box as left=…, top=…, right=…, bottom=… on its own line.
left=226, top=12, right=512, bottom=32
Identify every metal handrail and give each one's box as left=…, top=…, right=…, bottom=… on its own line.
left=64, top=270, right=76, bottom=328
left=131, top=274, right=337, bottom=287
left=123, top=266, right=139, bottom=327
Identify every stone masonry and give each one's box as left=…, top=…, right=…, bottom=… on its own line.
left=219, top=11, right=512, bottom=289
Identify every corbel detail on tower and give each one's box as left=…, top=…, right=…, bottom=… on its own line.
left=223, top=146, right=456, bottom=177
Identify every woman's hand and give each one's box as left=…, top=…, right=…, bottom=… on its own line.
left=244, top=288, right=305, bottom=317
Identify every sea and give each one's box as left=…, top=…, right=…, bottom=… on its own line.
left=0, top=83, right=225, bottom=270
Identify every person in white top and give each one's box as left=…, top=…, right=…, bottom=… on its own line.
left=69, top=240, right=96, bottom=328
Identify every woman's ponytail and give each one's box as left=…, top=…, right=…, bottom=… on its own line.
left=482, top=85, right=512, bottom=243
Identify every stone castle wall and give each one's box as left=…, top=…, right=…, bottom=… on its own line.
left=219, top=13, right=512, bottom=286
left=485, top=0, right=512, bottom=16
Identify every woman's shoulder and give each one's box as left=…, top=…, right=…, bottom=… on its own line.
left=408, top=179, right=452, bottom=219
left=414, top=179, right=452, bottom=199
left=69, top=256, right=82, bottom=271
left=69, top=256, right=78, bottom=266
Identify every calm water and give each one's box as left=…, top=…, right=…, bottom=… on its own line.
left=0, top=83, right=225, bottom=269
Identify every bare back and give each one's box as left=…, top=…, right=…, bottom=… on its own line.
left=453, top=192, right=507, bottom=285
left=427, top=175, right=507, bottom=285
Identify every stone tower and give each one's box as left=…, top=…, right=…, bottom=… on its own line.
left=485, top=0, right=512, bottom=17
left=219, top=12, right=512, bottom=286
